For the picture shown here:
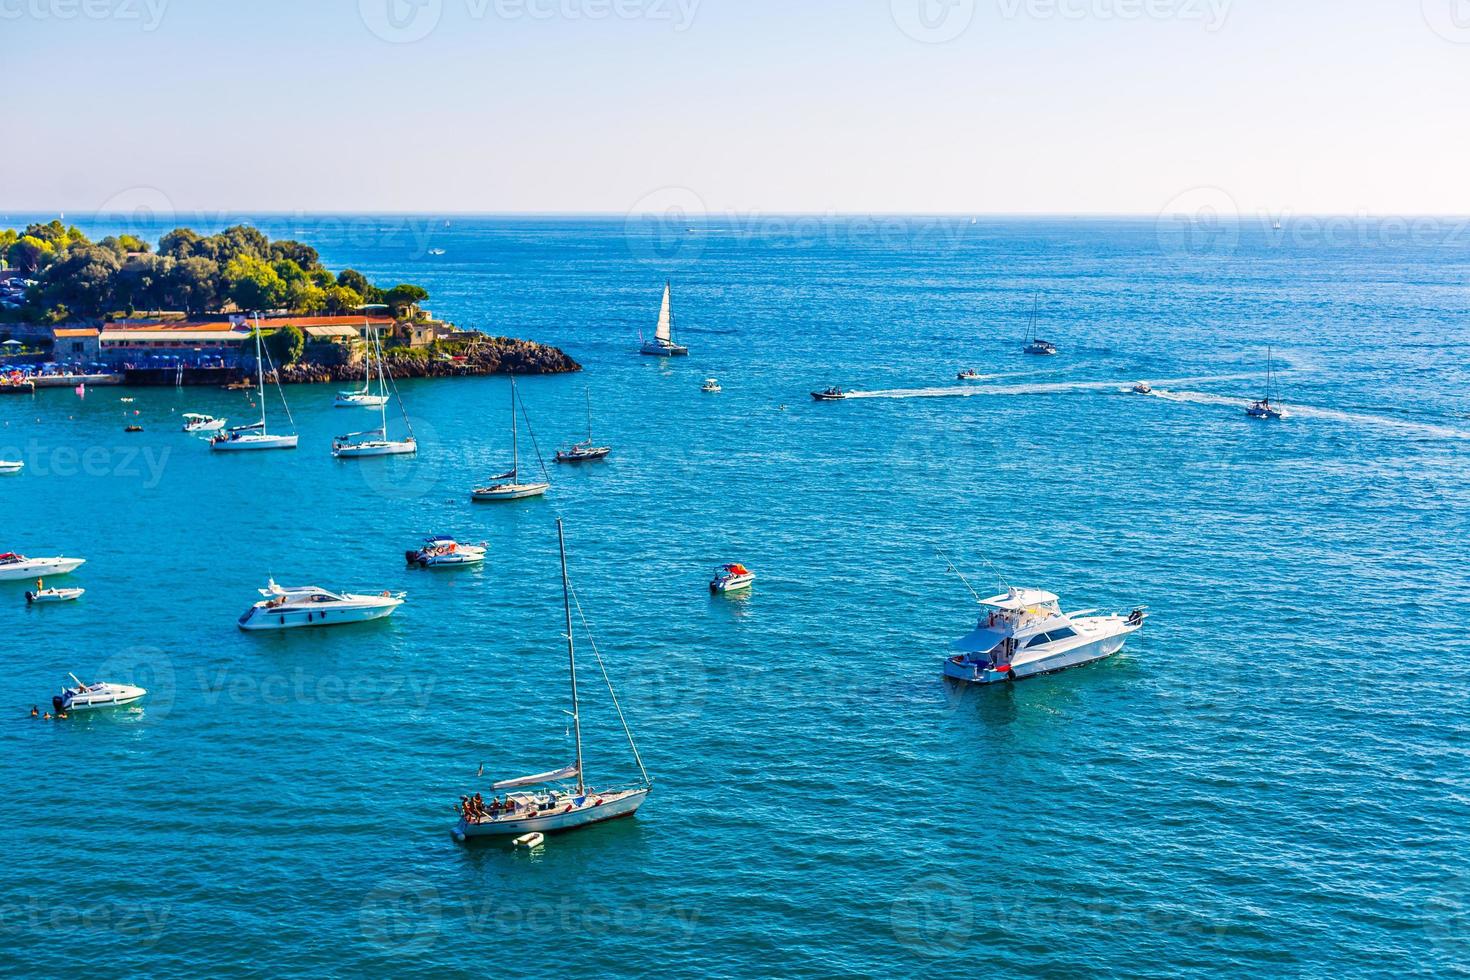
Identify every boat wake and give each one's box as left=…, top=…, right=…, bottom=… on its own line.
left=1156, top=390, right=1470, bottom=440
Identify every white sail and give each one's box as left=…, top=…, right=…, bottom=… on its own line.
left=492, top=765, right=579, bottom=791
left=655, top=282, right=672, bottom=344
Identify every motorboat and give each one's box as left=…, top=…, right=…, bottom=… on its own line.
left=453, top=520, right=653, bottom=842
left=211, top=318, right=299, bottom=452
left=472, top=377, right=551, bottom=501
left=0, top=554, right=85, bottom=581
left=639, top=281, right=690, bottom=356
left=0, top=460, right=22, bottom=474
left=27, top=587, right=84, bottom=604
left=52, top=674, right=146, bottom=713
left=944, top=586, right=1148, bottom=685
left=710, top=563, right=755, bottom=594
left=556, top=388, right=612, bottom=463
left=406, top=536, right=487, bottom=568
left=811, top=387, right=848, bottom=401
left=181, top=413, right=227, bottom=433
left=957, top=370, right=983, bottom=382
left=237, top=579, right=406, bottom=631
left=1246, top=347, right=1287, bottom=420
left=1022, top=292, right=1059, bottom=356
left=1132, top=382, right=1153, bottom=395
left=701, top=378, right=722, bottom=393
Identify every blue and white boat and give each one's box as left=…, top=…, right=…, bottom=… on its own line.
left=944, top=587, right=1147, bottom=685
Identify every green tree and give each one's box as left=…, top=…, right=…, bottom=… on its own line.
left=32, top=245, right=123, bottom=317
left=269, top=240, right=320, bottom=269
left=323, top=284, right=364, bottom=315
left=383, top=283, right=429, bottom=316
left=337, top=269, right=383, bottom=304
left=223, top=254, right=286, bottom=311
left=263, top=325, right=305, bottom=366
left=168, top=256, right=221, bottom=315
left=159, top=228, right=203, bottom=259
left=8, top=236, right=55, bottom=274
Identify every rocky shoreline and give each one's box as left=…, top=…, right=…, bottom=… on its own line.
left=272, top=337, right=580, bottom=385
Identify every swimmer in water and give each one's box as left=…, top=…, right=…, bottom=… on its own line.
left=30, top=705, right=39, bottom=718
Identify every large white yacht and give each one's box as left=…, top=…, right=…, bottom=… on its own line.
left=0, top=553, right=85, bottom=581
left=237, top=580, right=406, bottom=631
left=944, top=587, right=1147, bottom=685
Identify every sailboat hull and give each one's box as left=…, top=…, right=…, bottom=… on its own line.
left=334, top=394, right=389, bottom=408
left=640, top=343, right=688, bottom=357
left=333, top=440, right=417, bottom=458
left=211, top=435, right=299, bottom=452
left=453, top=788, right=650, bottom=840
left=472, top=482, right=550, bottom=501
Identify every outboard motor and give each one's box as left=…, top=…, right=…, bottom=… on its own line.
left=405, top=550, right=423, bottom=567
left=51, top=694, right=66, bottom=713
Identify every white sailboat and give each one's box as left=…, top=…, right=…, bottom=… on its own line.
left=639, top=281, right=689, bottom=357
left=556, top=388, right=612, bottom=463
left=1246, top=347, right=1287, bottom=420
left=453, top=519, right=652, bottom=842
left=333, top=327, right=417, bottom=457
left=472, top=377, right=551, bottom=501
left=211, top=318, right=299, bottom=452
left=335, top=322, right=390, bottom=408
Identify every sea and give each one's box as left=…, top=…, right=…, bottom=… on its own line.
left=1, top=213, right=1468, bottom=978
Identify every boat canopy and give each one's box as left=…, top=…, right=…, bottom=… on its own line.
left=724, top=563, right=750, bottom=575
left=952, top=627, right=1008, bottom=653
left=980, top=588, right=1059, bottom=611
left=492, top=765, right=579, bottom=791
left=182, top=413, right=214, bottom=420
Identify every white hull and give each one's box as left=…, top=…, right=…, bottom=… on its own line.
left=212, top=434, right=299, bottom=451
left=56, top=684, right=146, bottom=712
left=712, top=574, right=755, bottom=594
left=472, top=482, right=550, bottom=501
left=454, top=788, right=649, bottom=841
left=334, top=440, right=417, bottom=458
left=640, top=342, right=688, bottom=357
left=238, top=596, right=403, bottom=631
left=0, top=461, right=25, bottom=473
left=0, top=558, right=85, bottom=581
left=27, top=588, right=84, bottom=603
left=945, top=620, right=1141, bottom=685
left=335, top=394, right=389, bottom=408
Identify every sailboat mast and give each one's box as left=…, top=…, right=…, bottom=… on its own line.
left=254, top=315, right=267, bottom=429
left=510, top=377, right=520, bottom=480
left=557, top=518, right=586, bottom=796
left=375, top=328, right=388, bottom=435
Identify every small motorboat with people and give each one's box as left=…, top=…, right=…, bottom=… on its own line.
left=26, top=584, right=85, bottom=604
left=1021, top=292, right=1059, bottom=356
left=1132, top=381, right=1153, bottom=395
left=710, top=563, right=755, bottom=594
left=701, top=378, right=722, bottom=393
left=811, top=387, right=848, bottom=401
left=944, top=585, right=1147, bottom=685
left=0, top=553, right=85, bottom=581
left=473, top=377, right=551, bottom=501
left=452, top=520, right=653, bottom=842
left=237, top=579, right=406, bottom=631
left=957, top=369, right=983, bottom=382
left=405, top=536, right=487, bottom=568
left=181, top=413, right=227, bottom=433
left=555, top=388, right=612, bottom=463
left=53, top=674, right=146, bottom=713
left=0, top=460, right=22, bottom=474
left=639, top=281, right=689, bottom=357
left=211, top=319, right=299, bottom=451
left=1246, top=347, right=1287, bottom=420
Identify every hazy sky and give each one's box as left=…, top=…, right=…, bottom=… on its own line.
left=5, top=0, right=1469, bottom=215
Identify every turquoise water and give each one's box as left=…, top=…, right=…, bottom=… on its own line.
left=3, top=215, right=1470, bottom=976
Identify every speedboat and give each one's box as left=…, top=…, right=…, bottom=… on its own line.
left=0, top=554, right=85, bottom=581
left=1132, top=382, right=1153, bottom=395
left=0, top=460, right=22, bottom=474
left=944, top=587, right=1147, bottom=685
left=237, top=579, right=406, bottom=631
left=181, top=413, right=227, bottom=433
left=957, top=370, right=983, bottom=382
left=701, top=378, right=722, bottom=393
left=811, top=387, right=848, bottom=401
left=27, top=587, right=84, bottom=604
left=406, top=536, right=487, bottom=568
left=52, top=674, right=146, bottom=713
left=710, top=563, right=756, bottom=594
left=639, top=281, right=689, bottom=356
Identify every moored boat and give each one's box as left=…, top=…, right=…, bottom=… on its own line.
left=406, top=536, right=487, bottom=568
left=332, top=325, right=418, bottom=456
left=1022, top=293, right=1058, bottom=356
left=211, top=318, right=299, bottom=452
left=555, top=388, right=612, bottom=463
left=182, top=413, right=227, bottom=433
left=53, top=674, right=146, bottom=713
left=237, top=580, right=406, bottom=631
left=710, top=563, right=755, bottom=594
left=26, top=587, right=85, bottom=604
left=0, top=554, right=85, bottom=581
left=701, top=378, right=722, bottom=393
left=473, top=377, right=551, bottom=501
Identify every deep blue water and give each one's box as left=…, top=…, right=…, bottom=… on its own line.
left=2, top=214, right=1469, bottom=977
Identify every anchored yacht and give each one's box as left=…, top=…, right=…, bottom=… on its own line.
left=406, top=536, right=487, bottom=568
left=944, top=587, right=1147, bottom=685
left=211, top=318, right=299, bottom=451
left=0, top=553, right=85, bottom=581
left=182, top=413, right=227, bottom=433
left=472, top=377, right=550, bottom=501
left=237, top=580, right=406, bottom=631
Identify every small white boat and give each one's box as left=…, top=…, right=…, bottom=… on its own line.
left=0, top=460, right=22, bottom=474
left=212, top=320, right=299, bottom=451
left=53, top=674, right=146, bottom=713
left=237, top=579, right=406, bottom=631
left=181, top=413, right=227, bottom=433
left=957, top=369, right=983, bottom=382
left=27, top=587, right=84, bottom=604
left=944, top=586, right=1147, bottom=685
left=513, top=832, right=545, bottom=849
left=406, top=536, right=487, bottom=568
left=473, top=377, right=551, bottom=502
left=701, top=378, right=722, bottom=393
left=0, top=554, right=85, bottom=581
left=710, top=563, right=755, bottom=594
left=428, top=248, right=446, bottom=256
left=1132, top=382, right=1153, bottom=395
left=639, top=281, right=690, bottom=357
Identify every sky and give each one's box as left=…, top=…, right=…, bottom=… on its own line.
left=3, top=0, right=1469, bottom=216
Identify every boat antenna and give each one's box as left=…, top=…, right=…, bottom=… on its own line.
left=936, top=548, right=981, bottom=603
left=557, top=519, right=586, bottom=796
